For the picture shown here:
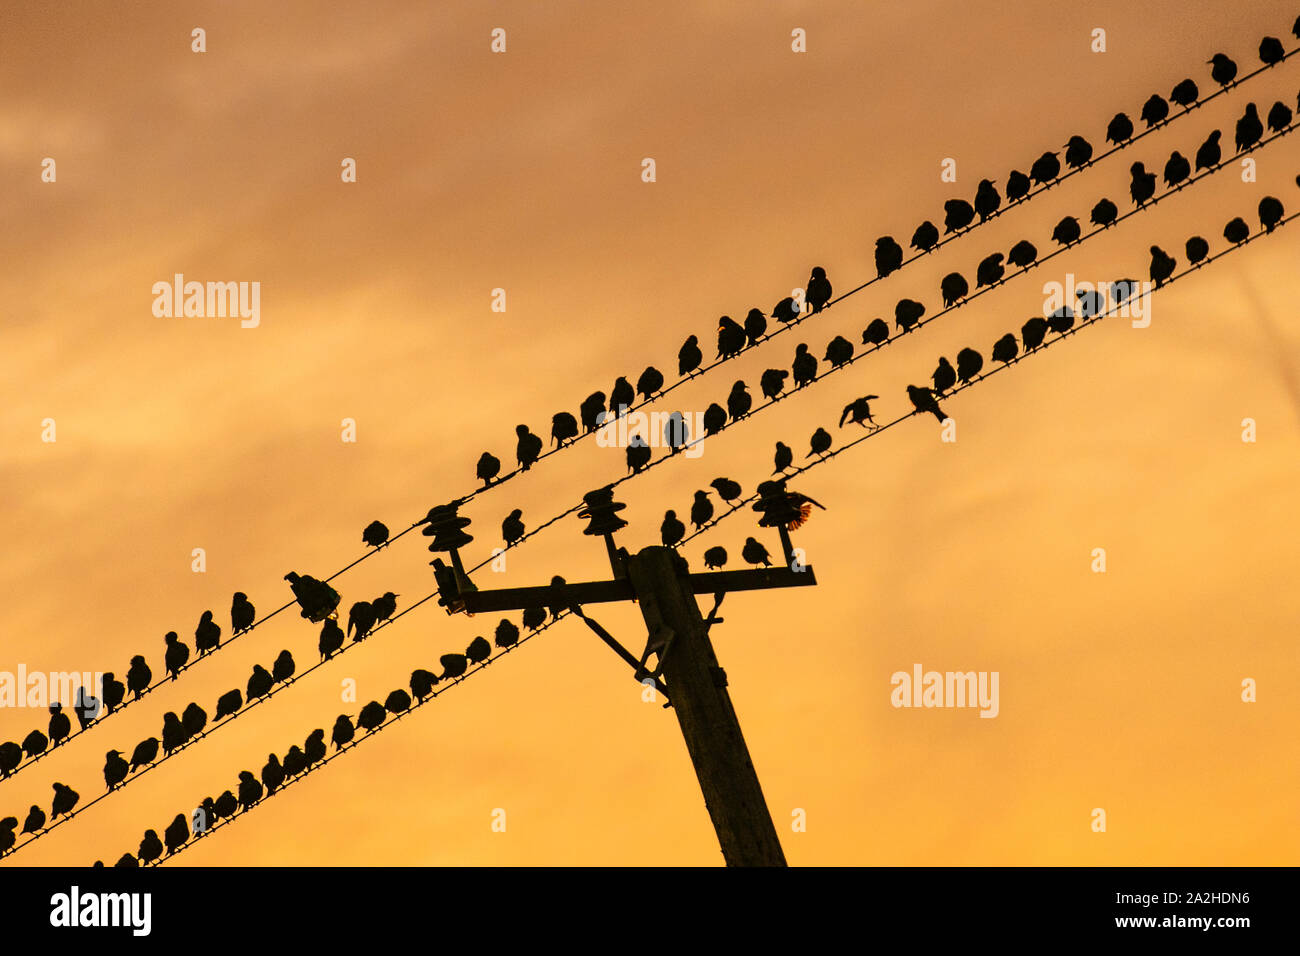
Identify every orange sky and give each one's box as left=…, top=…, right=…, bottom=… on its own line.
left=2, top=0, right=1298, bottom=866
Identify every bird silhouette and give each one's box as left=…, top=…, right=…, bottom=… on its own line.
left=126, top=655, right=152, bottom=700
left=1090, top=199, right=1118, bottom=228
left=348, top=601, right=377, bottom=642
left=1259, top=195, right=1285, bottom=232
left=1021, top=317, right=1049, bottom=350
left=262, top=753, right=286, bottom=794
left=51, top=782, right=79, bottom=819
left=463, top=635, right=492, bottom=667
left=0, top=743, right=22, bottom=779
left=702, top=403, right=726, bottom=436
left=231, top=592, right=256, bottom=634
left=1185, top=236, right=1210, bottom=266
left=238, top=770, right=263, bottom=810
left=911, top=220, right=939, bottom=252
left=1223, top=217, right=1250, bottom=245
left=792, top=343, right=818, bottom=387
left=742, top=537, right=771, bottom=567
left=991, top=333, right=1019, bottom=365
left=944, top=198, right=975, bottom=233
left=710, top=477, right=742, bottom=502
left=807, top=427, right=832, bottom=458
left=1051, top=216, right=1081, bottom=246
left=690, top=490, right=714, bottom=529
left=773, top=441, right=793, bottom=474
left=47, top=704, right=70, bottom=747
left=956, top=348, right=984, bottom=383
left=22, top=805, right=45, bottom=835
left=385, top=688, right=413, bottom=714
left=163, top=632, right=189, bottom=681
left=895, top=298, right=926, bottom=333
left=1029, top=151, right=1060, bottom=185
left=272, top=649, right=296, bottom=684
left=331, top=714, right=355, bottom=750
left=1129, top=162, right=1157, bottom=206
left=1114, top=276, right=1146, bottom=313
left=677, top=336, right=703, bottom=378
left=626, top=438, right=652, bottom=474
left=1295, top=15, right=1300, bottom=39
left=1170, top=78, right=1199, bottom=108
left=161, top=712, right=185, bottom=755
left=579, top=392, right=607, bottom=433
left=214, top=689, right=242, bottom=721
left=1267, top=100, right=1293, bottom=133
left=1194, top=129, right=1222, bottom=171
left=181, top=702, right=207, bottom=740
left=661, top=510, right=686, bottom=547
left=662, top=411, right=689, bottom=453
left=1048, top=305, right=1075, bottom=335
left=101, top=672, right=125, bottom=714
left=806, top=267, right=833, bottom=312
left=976, top=253, right=1005, bottom=288
left=1163, top=151, right=1191, bottom=187
left=907, top=385, right=948, bottom=422
left=1075, top=289, right=1106, bottom=319
left=494, top=619, right=520, bottom=649
left=824, top=335, right=854, bottom=368
left=73, top=686, right=100, bottom=731
left=973, top=179, right=1001, bottom=221
left=717, top=316, right=747, bottom=358
left=759, top=367, right=788, bottom=400
left=319, top=619, right=345, bottom=661
left=113, top=853, right=137, bottom=868
left=940, top=272, right=968, bottom=307
left=371, top=592, right=397, bottom=626
left=1149, top=245, right=1177, bottom=286
left=103, top=750, right=130, bottom=791
left=1259, top=35, right=1284, bottom=66
left=1007, top=239, right=1038, bottom=268
left=195, top=610, right=221, bottom=655
left=875, top=236, right=904, bottom=276
left=839, top=396, right=879, bottom=428
left=743, top=309, right=767, bottom=345
left=304, top=729, right=327, bottom=768
left=515, top=424, right=543, bottom=469
left=1005, top=169, right=1031, bottom=202
left=931, top=357, right=957, bottom=394
left=246, top=664, right=274, bottom=701
left=551, top=412, right=579, bottom=446
left=440, top=654, right=469, bottom=681
left=637, top=366, right=665, bottom=401
left=704, top=546, right=728, bottom=569
left=1106, top=112, right=1134, bottom=144
left=164, top=814, right=189, bottom=856
left=522, top=606, right=546, bottom=631
left=862, top=318, right=890, bottom=345
left=772, top=297, right=800, bottom=324
left=1064, top=135, right=1093, bottom=170
left=362, top=521, right=389, bottom=549
left=410, top=669, right=439, bottom=702
left=1235, top=103, right=1263, bottom=151
left=502, top=509, right=525, bottom=545
left=138, top=830, right=163, bottom=865
left=1140, top=94, right=1169, bottom=128
left=726, top=380, right=752, bottom=420
left=213, top=790, right=238, bottom=819
left=476, top=451, right=501, bottom=486
left=609, top=377, right=635, bottom=416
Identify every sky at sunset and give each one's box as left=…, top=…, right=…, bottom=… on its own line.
left=2, top=0, right=1298, bottom=866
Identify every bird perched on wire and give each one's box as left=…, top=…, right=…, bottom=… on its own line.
left=931, top=357, right=957, bottom=394
left=164, top=814, right=189, bottom=856
left=284, top=572, right=339, bottom=623
left=0, top=743, right=22, bottom=779
left=22, top=805, right=45, bottom=835
left=807, top=427, right=832, bottom=458
left=875, top=236, right=904, bottom=276
left=303, top=729, right=327, bottom=769
left=790, top=343, right=819, bottom=388
left=229, top=592, right=256, bottom=636
left=895, top=298, right=925, bottom=333
left=742, top=537, right=772, bottom=567
left=907, top=385, right=948, bottom=422
left=348, top=601, right=377, bottom=642
left=992, top=333, right=1018, bottom=365
left=1021, top=316, right=1049, bottom=352
left=661, top=510, right=686, bottom=547
left=494, top=619, right=520, bottom=650
left=214, top=689, right=242, bottom=721
left=1075, top=289, right=1106, bottom=320
left=47, top=703, right=70, bottom=747
left=940, top=272, right=968, bottom=307
left=103, top=750, right=129, bottom=791
left=626, top=437, right=652, bottom=474
left=1259, top=35, right=1285, bottom=66
left=371, top=592, right=398, bottom=626
left=73, top=686, right=100, bottom=732
left=637, top=366, right=665, bottom=401
left=973, top=179, right=1001, bottom=222
left=193, top=610, right=221, bottom=657
left=956, top=348, right=984, bottom=384
left=126, top=655, right=152, bottom=701
left=476, top=451, right=501, bottom=487
left=726, top=380, right=752, bottom=420
left=213, top=790, right=238, bottom=820
left=1267, top=100, right=1293, bottom=133
left=319, top=618, right=344, bottom=661
left=690, top=490, right=714, bottom=529
left=246, top=664, right=274, bottom=702
left=502, top=509, right=525, bottom=546
left=522, top=606, right=546, bottom=631
left=578, top=393, right=607, bottom=434
left=976, top=253, right=1004, bottom=288
left=51, top=782, right=79, bottom=819
left=1029, top=151, right=1060, bottom=186
left=238, top=770, right=263, bottom=810
left=1149, top=245, right=1177, bottom=286
left=161, top=712, right=185, bottom=756
left=440, top=654, right=469, bottom=681
left=773, top=441, right=793, bottom=474
left=609, top=377, right=635, bottom=417
left=862, top=318, right=890, bottom=345
left=362, top=521, right=390, bottom=550
left=806, top=267, right=832, bottom=313
left=137, top=830, right=163, bottom=865
left=1129, top=162, right=1157, bottom=206
left=704, top=546, right=728, bottom=569
left=101, top=673, right=125, bottom=715
left=21, top=728, right=47, bottom=759
left=551, top=412, right=579, bottom=446
left=1235, top=103, right=1263, bottom=152
left=129, top=736, right=158, bottom=772
left=677, top=336, right=702, bottom=378
left=262, top=753, right=286, bottom=795
left=515, top=424, right=543, bottom=470
left=466, top=637, right=492, bottom=666
left=1140, top=93, right=1169, bottom=128
left=386, top=689, right=413, bottom=715
left=1047, top=305, right=1075, bottom=335
left=710, top=477, right=742, bottom=503
left=272, top=649, right=296, bottom=685
left=1005, top=169, right=1031, bottom=202
left=1259, top=196, right=1284, bottom=232
left=1194, top=129, right=1222, bottom=171
left=1007, top=239, right=1038, bottom=269
left=181, top=702, right=207, bottom=741
left=163, top=632, right=189, bottom=681
left=1064, top=135, right=1093, bottom=170
left=717, top=316, right=747, bottom=358
left=944, top=198, right=975, bottom=233
left=824, top=335, right=854, bottom=368
left=1185, top=236, right=1210, bottom=266
left=1223, top=217, right=1250, bottom=245
left=410, top=669, right=439, bottom=703
left=840, top=396, right=879, bottom=428
left=701, top=403, right=726, bottom=437
left=911, top=220, right=939, bottom=252
left=1, top=817, right=17, bottom=855
left=759, top=367, right=788, bottom=401
left=1090, top=199, right=1118, bottom=229
left=772, top=296, right=800, bottom=325
left=1170, top=77, right=1199, bottom=109
left=742, top=308, right=767, bottom=345
left=1106, top=112, right=1134, bottom=144
left=1051, top=216, right=1081, bottom=247
left=331, top=714, right=355, bottom=751
left=1163, top=151, right=1190, bottom=188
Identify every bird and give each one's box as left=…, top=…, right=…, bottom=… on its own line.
left=662, top=411, right=689, bottom=453
left=1163, top=151, right=1190, bottom=188
left=943, top=198, right=975, bottom=233
left=262, top=753, right=286, bottom=794
left=1029, top=151, right=1060, bottom=186
left=1210, top=52, right=1238, bottom=87
left=47, top=704, right=70, bottom=747
left=1170, top=78, right=1199, bottom=108
left=726, top=380, right=752, bottom=420
left=772, top=296, right=800, bottom=324
left=73, top=686, right=100, bottom=732
left=163, top=631, right=189, bottom=681
left=1140, top=93, right=1169, bottom=127
left=1047, top=306, right=1075, bottom=335
left=1259, top=196, right=1285, bottom=233
left=1007, top=239, right=1038, bottom=268
left=101, top=672, right=125, bottom=714
left=806, top=267, right=833, bottom=313
left=636, top=366, right=665, bottom=400
left=1194, top=129, right=1222, bottom=171
left=51, top=782, right=79, bottom=819
left=702, top=403, right=727, bottom=436
left=410, top=669, right=439, bottom=702
left=839, top=396, right=879, bottom=428
left=690, top=491, right=714, bottom=529
left=895, top=298, right=926, bottom=333
left=1235, top=103, right=1263, bottom=152
left=862, top=318, right=890, bottom=345
left=1267, top=100, right=1293, bottom=133
left=331, top=715, right=355, bottom=750
left=348, top=600, right=377, bottom=642
left=956, top=348, right=984, bottom=384
left=161, top=712, right=185, bottom=755
left=907, top=384, right=948, bottom=422
left=319, top=619, right=345, bottom=661
left=465, top=637, right=492, bottom=666
left=824, top=335, right=854, bottom=368
left=660, top=510, right=686, bottom=547
left=213, top=790, right=239, bottom=819
left=1149, top=245, right=1177, bottom=286
left=1063, top=135, right=1092, bottom=170
left=1295, top=14, right=1300, bottom=39
left=1051, top=216, right=1081, bottom=246
left=164, top=814, right=189, bottom=856
left=703, top=546, right=728, bottom=569
left=742, top=309, right=767, bottom=345
left=522, top=606, right=546, bottom=631
left=214, top=689, right=242, bottom=721
left=626, top=438, right=652, bottom=474
left=22, top=805, right=45, bottom=835
left=1259, top=35, right=1285, bottom=66
left=1021, top=317, right=1049, bottom=351
left=361, top=521, right=389, bottom=549
left=371, top=592, right=397, bottom=625
left=1090, top=199, right=1118, bottom=229
left=21, top=728, right=47, bottom=759
left=113, top=853, right=138, bottom=868
left=551, top=411, right=579, bottom=446
left=976, top=253, right=1004, bottom=288
left=759, top=367, right=788, bottom=400
left=911, top=220, right=940, bottom=252
left=502, top=509, right=525, bottom=545
left=677, top=336, right=703, bottom=377
left=807, top=427, right=832, bottom=458
left=103, top=750, right=129, bottom=791
left=272, top=649, right=296, bottom=684
left=230, top=592, right=256, bottom=635
left=742, top=537, right=771, bottom=567
left=0, top=816, right=18, bottom=855
left=475, top=451, right=501, bottom=486
left=1223, top=217, right=1250, bottom=245
left=931, top=357, right=957, bottom=394
left=1129, top=162, right=1157, bottom=206
left=304, top=729, right=327, bottom=769
left=710, top=477, right=742, bottom=503
left=195, top=610, right=221, bottom=655
left=773, top=441, right=793, bottom=474
left=579, top=392, right=607, bottom=433
left=973, top=179, right=1001, bottom=222
left=792, top=343, right=818, bottom=386
left=494, top=619, right=520, bottom=649
left=991, top=333, right=1018, bottom=365
left=246, top=664, right=274, bottom=702
left=126, top=655, right=152, bottom=700
left=440, top=654, right=469, bottom=681
left=609, top=377, right=635, bottom=416
left=1185, top=236, right=1210, bottom=266
left=875, top=236, right=904, bottom=277
left=515, top=424, right=543, bottom=469
left=138, top=830, right=163, bottom=864
left=1075, top=289, right=1106, bottom=319
left=1106, top=112, right=1134, bottom=144
left=717, top=316, right=747, bottom=358
left=1005, top=169, right=1031, bottom=202
left=181, top=702, right=207, bottom=740
left=0, top=743, right=22, bottom=779
left=385, top=688, right=413, bottom=714
left=940, top=272, right=968, bottom=307
left=238, top=770, right=263, bottom=810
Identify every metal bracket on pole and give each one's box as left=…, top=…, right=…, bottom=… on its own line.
left=569, top=606, right=671, bottom=703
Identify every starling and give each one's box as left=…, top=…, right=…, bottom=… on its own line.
left=195, top=609, right=221, bottom=655
left=515, top=424, right=543, bottom=469
left=717, top=316, right=747, bottom=358
left=103, top=750, right=129, bottom=791
left=911, top=220, right=940, bottom=252
left=126, top=655, right=152, bottom=700
left=991, top=333, right=1018, bottom=365
left=359, top=701, right=387, bottom=734
left=1259, top=195, right=1285, bottom=232
left=1259, top=36, right=1284, bottom=66
left=807, top=427, right=832, bottom=458
left=138, top=830, right=163, bottom=864
left=458, top=636, right=489, bottom=668
left=214, top=790, right=239, bottom=819
left=1129, top=162, right=1157, bottom=206
left=806, top=267, right=833, bottom=312
left=895, top=298, right=926, bottom=333
left=47, top=704, right=70, bottom=747
left=726, top=380, right=752, bottom=420
left=260, top=753, right=286, bottom=795
left=440, top=653, right=469, bottom=681
left=976, top=253, right=1005, bottom=288
left=1047, top=306, right=1075, bottom=335
left=1106, top=112, right=1134, bottom=145
left=113, top=853, right=137, bottom=868
left=773, top=441, right=794, bottom=474
left=1051, top=216, right=1081, bottom=246
left=1169, top=78, right=1199, bottom=108
left=476, top=451, right=501, bottom=486
left=710, top=477, right=742, bottom=502
left=1235, top=103, right=1263, bottom=152
left=21, top=728, right=47, bottom=759
left=282, top=746, right=307, bottom=779
left=1075, top=289, right=1106, bottom=319
left=161, top=712, right=185, bottom=755
left=22, top=805, right=45, bottom=835
left=522, top=606, right=546, bottom=631
left=1029, top=151, right=1060, bottom=186
left=1063, top=135, right=1093, bottom=170
left=163, top=631, right=189, bottom=681
left=690, top=490, right=714, bottom=529
left=824, top=335, right=854, bottom=368
left=943, top=198, right=975, bottom=233
left=246, top=664, right=274, bottom=702
left=214, top=689, right=242, bottom=721
left=164, top=813, right=189, bottom=856
left=759, top=367, right=788, bottom=400
left=1005, top=169, right=1031, bottom=202
left=1295, top=15, right=1300, bottom=39
left=939, top=272, right=968, bottom=308
left=272, top=649, right=296, bottom=684
left=743, top=308, right=767, bottom=345
left=181, top=702, right=207, bottom=740
left=839, top=396, right=879, bottom=428
left=1007, top=239, right=1038, bottom=268
left=101, top=672, right=125, bottom=714
left=626, top=438, right=652, bottom=474
left=304, top=729, right=327, bottom=767
left=609, top=376, right=635, bottom=416
left=1149, top=245, right=1177, bottom=286
left=51, top=782, right=79, bottom=819
left=875, top=236, right=905, bottom=276
left=502, top=509, right=525, bottom=545
left=331, top=714, right=355, bottom=750
left=906, top=384, right=947, bottom=423
left=862, top=318, right=890, bottom=345
left=1194, top=130, right=1222, bottom=171
left=238, top=770, right=263, bottom=810
left=494, top=619, right=520, bottom=649
left=362, top=521, right=389, bottom=549
left=932, top=357, right=957, bottom=394
left=319, top=618, right=345, bottom=661
left=231, top=592, right=256, bottom=633
left=792, top=343, right=818, bottom=386
left=0, top=742, right=22, bottom=779
left=410, top=669, right=440, bottom=702
left=663, top=411, right=690, bottom=453
left=579, top=392, right=607, bottom=432
left=348, top=600, right=377, bottom=642
left=73, top=686, right=100, bottom=731
left=772, top=296, right=800, bottom=324
left=1163, top=151, right=1191, bottom=188
left=678, top=337, right=703, bottom=379
left=1140, top=94, right=1169, bottom=128
left=742, top=537, right=772, bottom=567
left=1021, top=317, right=1049, bottom=350
left=385, top=689, right=413, bottom=714
left=1185, top=235, right=1210, bottom=265
left=956, top=348, right=984, bottom=383
left=702, top=403, right=727, bottom=436
left=661, top=510, right=686, bottom=547
left=1267, top=100, right=1293, bottom=133
left=551, top=411, right=579, bottom=446
left=1223, top=217, right=1251, bottom=245
left=1090, top=199, right=1118, bottom=228
left=703, top=546, right=728, bottom=569
left=636, top=366, right=665, bottom=401
left=973, top=179, right=1001, bottom=222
